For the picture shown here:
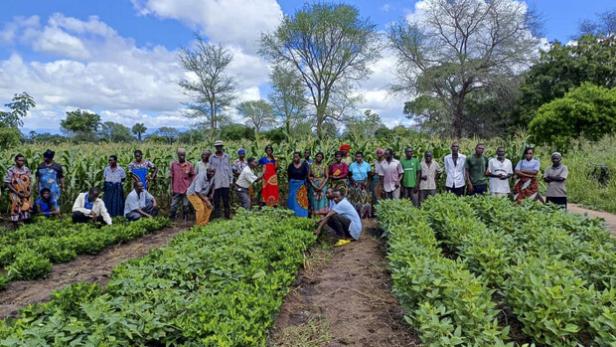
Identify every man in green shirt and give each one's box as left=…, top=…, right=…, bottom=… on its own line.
left=400, top=147, right=421, bottom=206
left=465, top=143, right=489, bottom=195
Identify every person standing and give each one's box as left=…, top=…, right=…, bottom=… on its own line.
left=128, top=149, right=158, bottom=190
left=419, top=151, right=442, bottom=205
left=303, top=149, right=313, bottom=166
left=465, top=143, right=489, bottom=196
left=287, top=152, right=310, bottom=217
left=103, top=155, right=126, bottom=217
left=544, top=152, right=569, bottom=209
left=400, top=147, right=421, bottom=206
left=315, top=190, right=363, bottom=247
left=444, top=143, right=466, bottom=196
left=195, top=150, right=212, bottom=175
left=513, top=147, right=541, bottom=203
left=72, top=187, right=112, bottom=225
left=187, top=168, right=215, bottom=225
left=309, top=152, right=329, bottom=213
left=377, top=149, right=404, bottom=199
left=169, top=148, right=195, bottom=220
left=232, top=148, right=248, bottom=178
left=124, top=181, right=158, bottom=222
left=35, top=149, right=64, bottom=208
left=259, top=145, right=280, bottom=207
left=329, top=151, right=349, bottom=195
left=339, top=144, right=353, bottom=166
left=371, top=148, right=386, bottom=206
left=209, top=140, right=233, bottom=219
left=486, top=147, right=513, bottom=198
left=4, top=154, right=32, bottom=227
left=348, top=151, right=372, bottom=217
left=235, top=158, right=263, bottom=209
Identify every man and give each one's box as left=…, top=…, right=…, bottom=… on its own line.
left=128, top=149, right=158, bottom=190
left=444, top=143, right=466, bottom=196
left=486, top=147, right=513, bottom=198
left=209, top=140, right=233, bottom=219
left=371, top=148, right=386, bottom=203
left=235, top=158, right=263, bottom=209
left=419, top=151, right=442, bottom=204
left=195, top=150, right=212, bottom=175
left=400, top=147, right=421, bottom=206
left=544, top=152, right=569, bottom=209
left=313, top=188, right=336, bottom=216
left=169, top=148, right=195, bottom=220
left=72, top=187, right=112, bottom=225
left=36, top=149, right=64, bottom=207
left=303, top=149, right=313, bottom=166
left=232, top=148, right=248, bottom=178
left=316, top=190, right=362, bottom=247
left=377, top=149, right=403, bottom=199
left=465, top=143, right=489, bottom=196
left=124, top=181, right=158, bottom=221
left=187, top=168, right=215, bottom=225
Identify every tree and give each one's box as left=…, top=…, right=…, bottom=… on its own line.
left=154, top=127, right=179, bottom=144
left=179, top=36, right=235, bottom=135
left=261, top=3, right=379, bottom=139
left=237, top=100, right=276, bottom=141
left=0, top=128, right=21, bottom=150
left=344, top=109, right=384, bottom=140
left=580, top=9, right=616, bottom=37
left=99, top=121, right=133, bottom=142
left=132, top=123, right=147, bottom=142
left=269, top=64, right=307, bottom=137
left=529, top=84, right=616, bottom=150
left=0, top=92, right=35, bottom=128
left=389, top=0, right=539, bottom=138
left=220, top=123, right=255, bottom=141
left=60, top=110, right=101, bottom=141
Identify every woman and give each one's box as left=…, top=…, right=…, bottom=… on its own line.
left=348, top=151, right=372, bottom=218
left=329, top=151, right=349, bottom=195
left=287, top=152, right=310, bottom=217
left=371, top=148, right=386, bottom=204
left=513, top=147, right=541, bottom=203
left=309, top=152, right=329, bottom=213
left=103, top=155, right=126, bottom=217
left=339, top=143, right=353, bottom=166
left=259, top=145, right=280, bottom=207
left=35, top=188, right=60, bottom=217
left=35, top=149, right=64, bottom=207
left=4, top=154, right=32, bottom=226
left=128, top=149, right=158, bottom=190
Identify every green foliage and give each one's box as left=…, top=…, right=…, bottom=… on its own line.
left=0, top=128, right=21, bottom=151
left=0, top=92, right=35, bottom=128
left=60, top=109, right=101, bottom=141
left=98, top=121, right=133, bottom=142
left=529, top=83, right=616, bottom=149
left=131, top=122, right=147, bottom=142
left=237, top=100, right=275, bottom=141
left=6, top=249, right=52, bottom=281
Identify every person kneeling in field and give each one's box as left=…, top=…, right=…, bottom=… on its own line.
left=72, top=187, right=112, bottom=225
left=187, top=168, right=215, bottom=226
left=124, top=181, right=158, bottom=222
left=35, top=188, right=60, bottom=218
left=315, top=190, right=362, bottom=247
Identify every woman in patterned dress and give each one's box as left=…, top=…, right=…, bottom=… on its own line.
left=4, top=154, right=32, bottom=227
left=328, top=151, right=349, bottom=196
left=309, top=152, right=329, bottom=212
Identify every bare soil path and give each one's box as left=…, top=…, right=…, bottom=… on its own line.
left=0, top=224, right=187, bottom=319
left=270, top=219, right=419, bottom=347
left=569, top=203, right=616, bottom=235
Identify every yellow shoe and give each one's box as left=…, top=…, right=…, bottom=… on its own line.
left=334, top=239, right=352, bottom=247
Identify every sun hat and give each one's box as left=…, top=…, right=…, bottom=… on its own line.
left=214, top=140, right=224, bottom=146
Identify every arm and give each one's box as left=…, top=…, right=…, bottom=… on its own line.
left=196, top=191, right=213, bottom=208
left=99, top=202, right=112, bottom=225
left=315, top=209, right=337, bottom=236
left=72, top=194, right=91, bottom=215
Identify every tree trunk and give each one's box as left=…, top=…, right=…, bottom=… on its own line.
left=316, top=104, right=326, bottom=140
left=452, top=95, right=464, bottom=139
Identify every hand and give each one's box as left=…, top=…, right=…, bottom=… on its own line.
left=394, top=183, right=400, bottom=189
left=413, top=188, right=419, bottom=194
left=467, top=183, right=474, bottom=193
left=421, top=175, right=427, bottom=181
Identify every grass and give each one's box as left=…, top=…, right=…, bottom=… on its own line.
left=273, top=315, right=333, bottom=347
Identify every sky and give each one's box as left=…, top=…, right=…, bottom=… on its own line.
left=0, top=0, right=614, bottom=134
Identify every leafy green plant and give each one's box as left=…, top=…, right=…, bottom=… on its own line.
left=6, top=250, right=52, bottom=281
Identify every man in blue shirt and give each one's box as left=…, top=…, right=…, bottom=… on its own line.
left=315, top=190, right=362, bottom=247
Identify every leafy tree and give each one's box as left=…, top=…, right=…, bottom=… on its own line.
left=344, top=109, right=384, bottom=140
left=154, top=127, right=179, bottom=144
left=132, top=123, right=147, bottom=142
left=269, top=64, right=307, bottom=137
left=0, top=92, right=35, bottom=128
left=237, top=100, right=276, bottom=141
left=529, top=84, right=616, bottom=149
left=99, top=121, right=133, bottom=142
left=60, top=110, right=101, bottom=142
left=180, top=36, right=235, bottom=135
left=220, top=123, right=255, bottom=141
left=178, top=129, right=206, bottom=144
left=0, top=128, right=21, bottom=150
left=261, top=3, right=379, bottom=139
left=389, top=0, right=538, bottom=138
left=31, top=132, right=67, bottom=145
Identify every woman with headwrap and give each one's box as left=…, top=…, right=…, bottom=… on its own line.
left=4, top=154, right=32, bottom=227
left=339, top=143, right=353, bottom=166
left=35, top=149, right=64, bottom=207
left=329, top=151, right=349, bottom=196
left=259, top=145, right=280, bottom=207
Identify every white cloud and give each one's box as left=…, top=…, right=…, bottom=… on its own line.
left=32, top=27, right=90, bottom=59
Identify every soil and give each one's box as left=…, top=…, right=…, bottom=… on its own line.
left=0, top=224, right=186, bottom=319
left=569, top=203, right=616, bottom=235
left=270, top=219, right=420, bottom=347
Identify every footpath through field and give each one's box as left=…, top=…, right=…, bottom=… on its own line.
left=0, top=224, right=186, bottom=319
left=569, top=203, right=616, bottom=235
left=270, top=219, right=419, bottom=347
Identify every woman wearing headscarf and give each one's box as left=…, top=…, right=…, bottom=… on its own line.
left=103, top=155, right=126, bottom=217
left=513, top=147, right=541, bottom=203
left=35, top=149, right=64, bottom=207
left=4, top=154, right=32, bottom=227
left=309, top=152, right=329, bottom=212
left=259, top=145, right=280, bottom=207
left=339, top=143, right=353, bottom=166
left=287, top=152, right=310, bottom=217
left=329, top=151, right=349, bottom=196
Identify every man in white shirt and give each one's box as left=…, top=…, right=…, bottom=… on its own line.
left=235, top=158, right=263, bottom=209
left=376, top=149, right=404, bottom=199
left=315, top=190, right=363, bottom=247
left=124, top=181, right=158, bottom=221
left=486, top=147, right=513, bottom=197
left=72, top=187, right=112, bottom=225
left=443, top=143, right=466, bottom=196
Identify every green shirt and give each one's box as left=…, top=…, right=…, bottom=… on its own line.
left=400, top=157, right=420, bottom=188
left=465, top=155, right=489, bottom=185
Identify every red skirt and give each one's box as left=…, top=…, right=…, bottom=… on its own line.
left=261, top=163, right=280, bottom=206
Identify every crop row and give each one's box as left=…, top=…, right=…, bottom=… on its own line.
left=377, top=199, right=513, bottom=346
left=0, top=217, right=170, bottom=288
left=422, top=194, right=616, bottom=346
left=0, top=208, right=316, bottom=346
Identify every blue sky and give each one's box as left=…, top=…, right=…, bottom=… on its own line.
left=0, top=0, right=613, bottom=133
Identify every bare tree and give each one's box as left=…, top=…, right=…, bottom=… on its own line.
left=389, top=0, right=539, bottom=138
left=580, top=9, right=616, bottom=37
left=269, top=64, right=307, bottom=137
left=179, top=37, right=235, bottom=134
left=237, top=100, right=276, bottom=141
left=261, top=3, right=379, bottom=139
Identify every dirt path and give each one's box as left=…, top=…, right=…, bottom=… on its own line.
left=569, top=204, right=616, bottom=235
left=0, top=224, right=187, bottom=319
left=270, top=220, right=419, bottom=347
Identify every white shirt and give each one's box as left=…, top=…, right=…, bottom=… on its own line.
left=72, top=192, right=112, bottom=225
left=487, top=158, right=513, bottom=194
left=444, top=154, right=466, bottom=188
left=376, top=159, right=404, bottom=193
left=236, top=166, right=258, bottom=189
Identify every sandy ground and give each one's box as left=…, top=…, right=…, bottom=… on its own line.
left=569, top=203, right=616, bottom=235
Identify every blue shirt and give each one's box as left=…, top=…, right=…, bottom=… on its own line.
left=332, top=198, right=362, bottom=240
left=348, top=161, right=371, bottom=182
left=515, top=158, right=540, bottom=172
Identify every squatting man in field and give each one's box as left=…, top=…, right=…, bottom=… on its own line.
left=124, top=181, right=159, bottom=221
left=187, top=168, right=215, bottom=226
left=72, top=187, right=112, bottom=225
left=315, top=190, right=362, bottom=247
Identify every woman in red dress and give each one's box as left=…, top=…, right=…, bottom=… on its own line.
left=259, top=145, right=280, bottom=207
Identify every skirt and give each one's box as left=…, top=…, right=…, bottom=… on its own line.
left=309, top=178, right=328, bottom=211
left=103, top=182, right=125, bottom=217
left=288, top=179, right=309, bottom=217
